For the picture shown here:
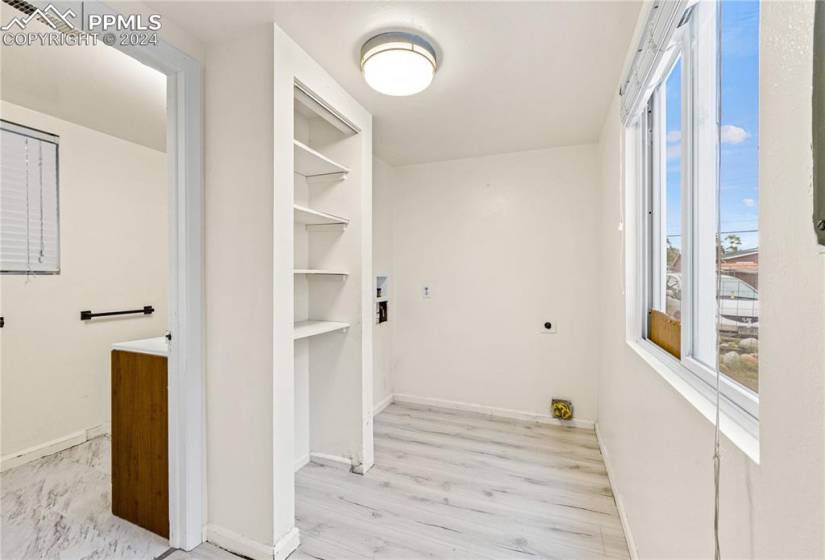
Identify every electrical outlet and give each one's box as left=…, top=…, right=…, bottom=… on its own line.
left=551, top=399, right=573, bottom=420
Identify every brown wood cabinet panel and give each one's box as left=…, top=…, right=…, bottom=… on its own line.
left=111, top=350, right=169, bottom=538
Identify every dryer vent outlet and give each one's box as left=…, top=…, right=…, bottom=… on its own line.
left=551, top=399, right=573, bottom=421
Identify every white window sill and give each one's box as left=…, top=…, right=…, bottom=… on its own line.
left=626, top=338, right=760, bottom=464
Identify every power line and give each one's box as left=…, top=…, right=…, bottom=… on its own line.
left=666, top=229, right=759, bottom=238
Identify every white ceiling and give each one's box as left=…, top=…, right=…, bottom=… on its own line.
left=148, top=1, right=641, bottom=166
left=0, top=2, right=166, bottom=152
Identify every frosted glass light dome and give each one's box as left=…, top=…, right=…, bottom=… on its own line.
left=361, top=32, right=437, bottom=96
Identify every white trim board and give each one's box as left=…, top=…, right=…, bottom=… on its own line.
left=392, top=393, right=596, bottom=430
left=293, top=391, right=392, bottom=476
left=23, top=3, right=205, bottom=549
left=373, top=393, right=394, bottom=416
left=595, top=423, right=638, bottom=560
left=1, top=424, right=110, bottom=472
left=91, top=2, right=205, bottom=550
left=295, top=452, right=358, bottom=473
left=205, top=525, right=300, bottom=560
left=293, top=390, right=392, bottom=474
left=294, top=454, right=310, bottom=472
left=272, top=527, right=301, bottom=560
left=309, top=452, right=354, bottom=470
left=306, top=451, right=373, bottom=476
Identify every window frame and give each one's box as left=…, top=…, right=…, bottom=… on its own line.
left=627, top=1, right=759, bottom=454
left=0, top=119, right=61, bottom=275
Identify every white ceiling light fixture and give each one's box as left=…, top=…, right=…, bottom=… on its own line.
left=360, top=31, right=438, bottom=96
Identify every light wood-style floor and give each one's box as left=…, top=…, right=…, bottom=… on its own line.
left=290, top=402, right=629, bottom=559
left=2, top=402, right=626, bottom=560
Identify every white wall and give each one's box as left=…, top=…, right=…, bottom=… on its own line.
left=203, top=25, right=275, bottom=547
left=303, top=119, right=369, bottom=466
left=596, top=2, right=825, bottom=557
left=372, top=156, right=394, bottom=408
left=0, top=101, right=167, bottom=460
left=0, top=2, right=166, bottom=152
left=390, top=146, right=602, bottom=422
left=204, top=22, right=374, bottom=556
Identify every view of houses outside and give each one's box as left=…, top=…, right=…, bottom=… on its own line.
left=663, top=0, right=759, bottom=394
left=665, top=57, right=682, bottom=323
left=717, top=0, right=759, bottom=393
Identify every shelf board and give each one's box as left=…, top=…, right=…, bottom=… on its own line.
left=294, top=269, right=348, bottom=276
left=294, top=140, right=350, bottom=178
left=294, top=204, right=349, bottom=226
left=295, top=85, right=358, bottom=137
left=294, top=320, right=349, bottom=340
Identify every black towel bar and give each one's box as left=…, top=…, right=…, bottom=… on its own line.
left=80, top=306, right=154, bottom=321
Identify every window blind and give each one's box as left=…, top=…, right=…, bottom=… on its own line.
left=1, top=121, right=60, bottom=274
left=619, top=0, right=690, bottom=125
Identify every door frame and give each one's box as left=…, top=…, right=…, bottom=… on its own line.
left=84, top=2, right=205, bottom=550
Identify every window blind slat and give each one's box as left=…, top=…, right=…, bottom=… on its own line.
left=1, top=124, right=60, bottom=273
left=619, top=0, right=690, bottom=124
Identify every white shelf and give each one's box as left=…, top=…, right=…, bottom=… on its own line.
left=294, top=204, right=349, bottom=226
left=293, top=320, right=349, bottom=340
left=295, top=85, right=358, bottom=137
left=294, top=140, right=350, bottom=178
left=294, top=269, right=348, bottom=276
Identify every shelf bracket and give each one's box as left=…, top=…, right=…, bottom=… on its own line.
left=304, top=223, right=348, bottom=232
left=306, top=172, right=348, bottom=185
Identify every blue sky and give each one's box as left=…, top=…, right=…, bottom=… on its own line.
left=666, top=59, right=682, bottom=251
left=666, top=0, right=760, bottom=251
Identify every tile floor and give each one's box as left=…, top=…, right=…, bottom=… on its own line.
left=1, top=436, right=170, bottom=559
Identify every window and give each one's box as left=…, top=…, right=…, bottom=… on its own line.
left=718, top=0, right=760, bottom=394
left=0, top=120, right=60, bottom=274
left=663, top=58, right=683, bottom=324
left=632, top=0, right=760, bottom=427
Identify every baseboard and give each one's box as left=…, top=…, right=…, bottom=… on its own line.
left=206, top=524, right=299, bottom=560
left=1, top=423, right=110, bottom=472
left=294, top=454, right=310, bottom=472
left=373, top=393, right=394, bottom=416
left=297, top=396, right=390, bottom=474
left=351, top=457, right=374, bottom=475
left=272, top=527, right=300, bottom=560
left=87, top=422, right=111, bottom=439
left=392, top=393, right=595, bottom=430
left=595, top=423, right=638, bottom=560
left=309, top=452, right=352, bottom=470
left=206, top=524, right=273, bottom=560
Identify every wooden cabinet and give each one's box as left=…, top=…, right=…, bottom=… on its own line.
left=111, top=349, right=169, bottom=538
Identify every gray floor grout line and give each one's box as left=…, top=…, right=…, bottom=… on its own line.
left=155, top=547, right=179, bottom=560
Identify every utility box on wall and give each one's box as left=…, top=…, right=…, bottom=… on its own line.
left=376, top=275, right=389, bottom=324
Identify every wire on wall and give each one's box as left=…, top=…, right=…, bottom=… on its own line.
left=713, top=0, right=723, bottom=558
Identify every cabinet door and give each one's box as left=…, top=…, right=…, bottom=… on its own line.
left=111, top=350, right=169, bottom=538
